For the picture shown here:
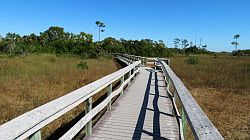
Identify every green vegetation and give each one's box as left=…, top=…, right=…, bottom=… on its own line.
left=1, top=25, right=248, bottom=59
left=185, top=56, right=199, bottom=64
left=171, top=55, right=250, bottom=139
left=0, top=25, right=215, bottom=58
left=77, top=61, right=89, bottom=70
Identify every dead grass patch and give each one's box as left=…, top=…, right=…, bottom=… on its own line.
left=171, top=55, right=250, bottom=140
left=0, top=54, right=119, bottom=139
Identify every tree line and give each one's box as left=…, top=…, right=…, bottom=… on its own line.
left=0, top=26, right=212, bottom=58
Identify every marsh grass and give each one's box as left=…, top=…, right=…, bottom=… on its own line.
left=171, top=55, right=250, bottom=139
left=0, top=54, right=119, bottom=138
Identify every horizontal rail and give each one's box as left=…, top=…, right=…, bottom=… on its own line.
left=159, top=59, right=223, bottom=140
left=0, top=58, right=141, bottom=140
left=116, top=55, right=132, bottom=65
left=60, top=68, right=139, bottom=139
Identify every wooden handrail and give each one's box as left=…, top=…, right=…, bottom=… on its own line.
left=159, top=59, right=223, bottom=140
left=0, top=57, right=141, bottom=140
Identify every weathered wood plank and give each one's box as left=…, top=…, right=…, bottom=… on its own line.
left=86, top=67, right=179, bottom=140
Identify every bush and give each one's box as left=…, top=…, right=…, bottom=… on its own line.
left=213, top=54, right=218, bottom=58
left=77, top=61, right=88, bottom=70
left=47, top=56, right=56, bottom=63
left=185, top=56, right=199, bottom=64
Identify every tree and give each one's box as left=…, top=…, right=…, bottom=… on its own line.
left=95, top=21, right=105, bottom=41
left=202, top=45, right=207, bottom=51
left=174, top=38, right=180, bottom=48
left=182, top=39, right=189, bottom=49
left=39, top=26, right=68, bottom=53
left=231, top=34, right=240, bottom=51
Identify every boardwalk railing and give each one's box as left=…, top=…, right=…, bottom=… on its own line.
left=159, top=59, right=223, bottom=140
left=119, top=54, right=223, bottom=139
left=0, top=57, right=141, bottom=140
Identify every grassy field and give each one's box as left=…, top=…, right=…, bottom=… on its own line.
left=0, top=54, right=120, bottom=139
left=171, top=55, right=250, bottom=140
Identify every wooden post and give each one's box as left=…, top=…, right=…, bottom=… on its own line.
left=85, top=97, right=92, bottom=136
left=154, top=61, right=157, bottom=70
left=166, top=76, right=170, bottom=90
left=128, top=70, right=131, bottom=85
left=29, top=130, right=41, bottom=140
left=120, top=76, right=124, bottom=95
left=140, top=57, right=143, bottom=66
left=172, top=90, right=178, bottom=116
left=107, top=84, right=112, bottom=111
left=181, top=107, right=187, bottom=138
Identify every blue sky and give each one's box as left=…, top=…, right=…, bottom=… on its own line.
left=0, top=0, right=249, bottom=52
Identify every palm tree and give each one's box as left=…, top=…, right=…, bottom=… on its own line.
left=232, top=34, right=240, bottom=51
left=231, top=41, right=239, bottom=51
left=95, top=21, right=105, bottom=41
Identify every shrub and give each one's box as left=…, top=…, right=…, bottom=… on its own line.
left=185, top=56, right=199, bottom=64
left=77, top=61, right=88, bottom=70
left=47, top=56, right=56, bottom=63
left=213, top=54, right=218, bottom=58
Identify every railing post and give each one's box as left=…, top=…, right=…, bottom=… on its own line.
left=166, top=76, right=170, bottom=92
left=181, top=107, right=187, bottom=138
left=29, top=130, right=41, bottom=140
left=172, top=90, right=178, bottom=116
left=107, top=84, right=112, bottom=111
left=165, top=74, right=174, bottom=119
left=128, top=70, right=131, bottom=85
left=85, top=97, right=92, bottom=136
left=120, top=76, right=124, bottom=95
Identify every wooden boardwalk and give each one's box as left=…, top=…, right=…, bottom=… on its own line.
left=85, top=67, right=179, bottom=140
left=0, top=55, right=223, bottom=140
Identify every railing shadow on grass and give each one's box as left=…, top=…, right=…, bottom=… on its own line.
left=132, top=69, right=170, bottom=140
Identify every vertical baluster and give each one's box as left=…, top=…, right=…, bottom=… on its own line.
left=85, top=97, right=92, bottom=136
left=167, top=77, right=171, bottom=90
left=120, top=76, right=124, bottom=95
left=166, top=76, right=170, bottom=94
left=133, top=66, right=136, bottom=79
left=181, top=107, right=187, bottom=139
left=172, top=90, right=178, bottom=116
left=107, top=84, right=112, bottom=111
left=128, top=70, right=131, bottom=85
left=141, top=57, right=143, bottom=65
left=29, top=130, right=41, bottom=140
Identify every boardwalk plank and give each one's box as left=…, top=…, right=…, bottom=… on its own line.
left=85, top=67, right=179, bottom=140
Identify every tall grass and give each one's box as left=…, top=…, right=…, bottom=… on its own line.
left=171, top=55, right=250, bottom=140
left=0, top=54, right=119, bottom=138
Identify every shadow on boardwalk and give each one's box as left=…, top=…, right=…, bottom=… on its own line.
left=132, top=69, right=171, bottom=140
